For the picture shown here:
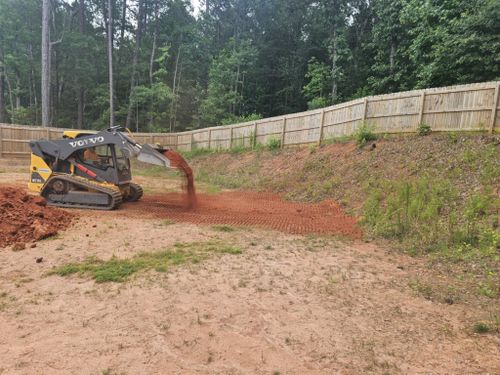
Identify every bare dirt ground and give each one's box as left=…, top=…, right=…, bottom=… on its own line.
left=0, top=159, right=498, bottom=375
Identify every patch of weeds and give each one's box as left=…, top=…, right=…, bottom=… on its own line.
left=266, top=137, right=281, bottom=151
left=473, top=322, right=491, bottom=334
left=417, top=123, right=431, bottom=136
left=354, top=122, right=377, bottom=147
left=161, top=219, right=176, bottom=226
left=212, top=224, right=236, bottom=232
left=408, top=279, right=434, bottom=300
left=182, top=147, right=215, bottom=159
left=48, top=241, right=242, bottom=282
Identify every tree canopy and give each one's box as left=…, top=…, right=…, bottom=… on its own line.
left=0, top=0, right=498, bottom=131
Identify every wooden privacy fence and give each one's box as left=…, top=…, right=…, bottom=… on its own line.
left=1, top=81, right=499, bottom=157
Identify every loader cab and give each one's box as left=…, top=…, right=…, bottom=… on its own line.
left=63, top=131, right=132, bottom=185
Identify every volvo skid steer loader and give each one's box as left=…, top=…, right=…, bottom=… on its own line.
left=28, top=126, right=192, bottom=210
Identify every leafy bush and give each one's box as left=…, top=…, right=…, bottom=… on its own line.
left=354, top=122, right=377, bottom=147
left=221, top=113, right=262, bottom=125
left=417, top=123, right=431, bottom=136
left=266, top=137, right=281, bottom=150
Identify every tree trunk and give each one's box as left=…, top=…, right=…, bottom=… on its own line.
left=148, top=0, right=158, bottom=128
left=120, top=0, right=126, bottom=44
left=4, top=73, right=14, bottom=123
left=125, top=0, right=144, bottom=131
left=0, top=47, right=5, bottom=123
left=330, top=27, right=338, bottom=104
left=389, top=42, right=395, bottom=73
left=77, top=0, right=85, bottom=128
left=41, top=0, right=51, bottom=127
left=170, top=44, right=181, bottom=132
left=107, top=0, right=115, bottom=127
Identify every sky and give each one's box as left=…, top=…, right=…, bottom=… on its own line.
left=190, top=0, right=202, bottom=17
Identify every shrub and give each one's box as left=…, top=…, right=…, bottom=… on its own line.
left=417, top=123, right=431, bottom=136
left=354, top=122, right=377, bottom=147
left=266, top=137, right=281, bottom=150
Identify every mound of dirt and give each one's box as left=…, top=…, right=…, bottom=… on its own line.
left=0, top=187, right=73, bottom=248
left=121, top=191, right=361, bottom=237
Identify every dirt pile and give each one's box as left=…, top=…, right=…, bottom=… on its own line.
left=163, top=149, right=197, bottom=208
left=0, top=187, right=73, bottom=248
left=122, top=191, right=361, bottom=237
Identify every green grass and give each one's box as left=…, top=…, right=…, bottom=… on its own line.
left=48, top=241, right=242, bottom=283
left=473, top=322, right=492, bottom=334
left=212, top=224, right=237, bottom=232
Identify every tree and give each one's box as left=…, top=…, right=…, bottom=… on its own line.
left=200, top=38, right=257, bottom=126
left=41, top=0, right=50, bottom=127
left=302, top=57, right=331, bottom=109
left=107, top=0, right=115, bottom=127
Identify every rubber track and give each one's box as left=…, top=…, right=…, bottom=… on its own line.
left=41, top=174, right=123, bottom=210
left=127, top=182, right=143, bottom=202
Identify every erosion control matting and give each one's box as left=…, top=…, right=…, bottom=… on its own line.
left=121, top=191, right=361, bottom=237
left=0, top=187, right=73, bottom=248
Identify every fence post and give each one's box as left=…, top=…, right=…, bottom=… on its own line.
left=150, top=133, right=154, bottom=144
left=230, top=126, right=234, bottom=149
left=253, top=121, right=258, bottom=148
left=490, top=83, right=500, bottom=134
left=280, top=116, right=287, bottom=148
left=0, top=125, right=3, bottom=158
left=362, top=98, right=368, bottom=122
left=46, top=127, right=51, bottom=140
left=190, top=132, right=194, bottom=151
left=418, top=90, right=426, bottom=125
left=208, top=128, right=212, bottom=149
left=317, top=109, right=326, bottom=146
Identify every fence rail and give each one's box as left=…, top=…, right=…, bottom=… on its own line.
left=1, top=81, right=499, bottom=158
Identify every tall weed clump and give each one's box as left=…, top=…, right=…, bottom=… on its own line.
left=362, top=177, right=499, bottom=263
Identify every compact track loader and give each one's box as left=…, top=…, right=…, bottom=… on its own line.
left=28, top=126, right=191, bottom=210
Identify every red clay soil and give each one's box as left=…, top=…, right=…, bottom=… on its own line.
left=163, top=149, right=197, bottom=208
left=0, top=187, right=73, bottom=248
left=121, top=191, right=361, bottom=238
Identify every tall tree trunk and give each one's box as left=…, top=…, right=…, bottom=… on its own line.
left=169, top=44, right=182, bottom=132
left=4, top=73, right=14, bottom=123
left=41, top=0, right=51, bottom=127
left=205, top=0, right=209, bottom=13
left=120, top=0, right=126, bottom=44
left=0, top=47, right=5, bottom=123
left=107, top=0, right=115, bottom=127
left=125, top=0, right=144, bottom=131
left=28, top=44, right=38, bottom=124
left=173, top=60, right=183, bottom=131
left=148, top=0, right=158, bottom=128
left=330, top=27, right=338, bottom=103
left=389, top=42, right=395, bottom=73
left=77, top=0, right=85, bottom=128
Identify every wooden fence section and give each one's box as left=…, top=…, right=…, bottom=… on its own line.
left=1, top=81, right=499, bottom=157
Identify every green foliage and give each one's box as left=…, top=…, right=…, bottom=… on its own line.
left=0, top=0, right=498, bottom=131
left=354, top=122, right=377, bottom=147
left=200, top=39, right=257, bottom=126
left=221, top=113, right=262, bottom=126
left=362, top=178, right=499, bottom=269
left=266, top=138, right=281, bottom=150
left=473, top=322, right=491, bottom=334
left=302, top=57, right=332, bottom=107
left=48, top=241, right=242, bottom=282
left=417, top=123, right=431, bottom=136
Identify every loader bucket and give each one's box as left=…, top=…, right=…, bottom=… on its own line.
left=137, top=143, right=172, bottom=168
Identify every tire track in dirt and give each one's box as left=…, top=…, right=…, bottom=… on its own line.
left=118, top=191, right=361, bottom=237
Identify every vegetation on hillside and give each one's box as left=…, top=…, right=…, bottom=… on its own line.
left=181, top=134, right=500, bottom=301
left=0, top=0, right=498, bottom=130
